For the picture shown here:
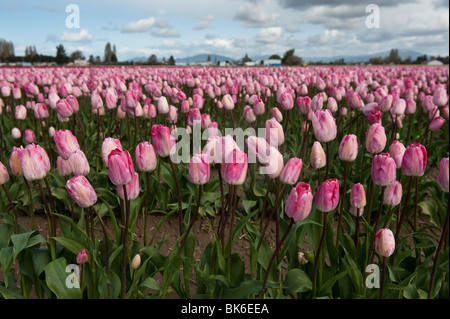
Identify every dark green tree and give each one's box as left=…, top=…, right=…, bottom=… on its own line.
left=56, top=44, right=68, bottom=65
left=168, top=55, right=175, bottom=65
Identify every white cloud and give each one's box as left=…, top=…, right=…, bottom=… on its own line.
left=121, top=17, right=156, bottom=33
left=193, top=20, right=210, bottom=30
left=59, top=29, right=93, bottom=42
left=151, top=28, right=180, bottom=38
left=256, top=27, right=283, bottom=44
left=234, top=1, right=279, bottom=28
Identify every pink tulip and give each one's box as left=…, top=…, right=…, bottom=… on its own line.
left=9, top=146, right=24, bottom=177
left=315, top=178, right=340, bottom=212
left=401, top=143, right=427, bottom=177
left=105, top=88, right=118, bottom=109
left=107, top=149, right=135, bottom=186
left=76, top=249, right=89, bottom=264
left=383, top=180, right=402, bottom=206
left=429, top=116, right=445, bottom=131
left=151, top=124, right=176, bottom=158
left=375, top=229, right=395, bottom=257
left=201, top=113, right=211, bottom=129
left=135, top=142, right=157, bottom=172
left=350, top=183, right=366, bottom=208
left=264, top=146, right=284, bottom=178
left=243, top=105, right=256, bottom=123
left=91, top=90, right=103, bottom=108
left=11, top=127, right=21, bottom=139
left=285, top=182, right=314, bottom=222
left=280, top=91, right=294, bottom=110
left=367, top=109, right=382, bottom=125
left=310, top=109, right=337, bottom=143
left=391, top=98, right=406, bottom=116
left=221, top=149, right=248, bottom=185
left=24, top=129, right=36, bottom=144
left=371, top=153, right=397, bottom=186
left=297, top=96, right=311, bottom=114
left=311, top=93, right=324, bottom=111
left=270, top=107, right=283, bottom=122
left=193, top=93, right=204, bottom=109
left=254, top=99, right=265, bottom=115
left=442, top=105, right=449, bottom=120
left=56, top=99, right=73, bottom=118
left=433, top=86, right=448, bottom=107
left=34, top=103, right=49, bottom=119
left=125, top=89, right=138, bottom=108
left=0, top=162, right=9, bottom=185
left=188, top=151, right=210, bottom=185
left=13, top=87, right=21, bottom=100
left=222, top=94, right=235, bottom=110
left=437, top=157, right=449, bottom=193
left=366, top=123, right=387, bottom=154
left=68, top=150, right=90, bottom=176
left=20, top=144, right=51, bottom=181
left=327, top=97, right=338, bottom=113
left=116, top=172, right=140, bottom=200
left=66, top=175, right=97, bottom=208
left=187, top=107, right=201, bottom=126
left=339, top=134, right=358, bottom=162
left=157, top=96, right=169, bottom=114
left=310, top=141, right=326, bottom=169
left=56, top=156, right=72, bottom=177
left=405, top=99, right=416, bottom=114
left=380, top=95, right=393, bottom=113
left=279, top=157, right=303, bottom=185
left=54, top=129, right=80, bottom=160
left=66, top=95, right=79, bottom=113
left=15, top=105, right=27, bottom=120
left=102, top=137, right=123, bottom=167
left=265, top=117, right=285, bottom=147
left=389, top=140, right=406, bottom=168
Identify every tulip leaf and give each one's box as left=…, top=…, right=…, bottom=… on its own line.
left=283, top=268, right=312, bottom=294
left=44, top=257, right=82, bottom=299
left=53, top=237, right=88, bottom=257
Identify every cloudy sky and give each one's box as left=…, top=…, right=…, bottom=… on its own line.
left=1, top=0, right=448, bottom=62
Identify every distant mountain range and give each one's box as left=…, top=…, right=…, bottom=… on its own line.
left=129, top=49, right=431, bottom=64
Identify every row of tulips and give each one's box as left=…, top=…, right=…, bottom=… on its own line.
left=0, top=65, right=448, bottom=299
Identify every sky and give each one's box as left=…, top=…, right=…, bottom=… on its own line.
left=0, top=0, right=449, bottom=62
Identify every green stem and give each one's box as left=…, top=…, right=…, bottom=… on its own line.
left=121, top=184, right=130, bottom=299
left=336, top=162, right=349, bottom=247
left=367, top=186, right=386, bottom=264
left=1, top=184, right=19, bottom=234
left=169, top=157, right=183, bottom=236
left=379, top=256, right=387, bottom=299
left=23, top=177, right=35, bottom=230
left=312, top=211, right=328, bottom=298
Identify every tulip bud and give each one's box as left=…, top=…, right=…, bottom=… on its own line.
left=188, top=151, right=210, bottom=185
left=243, top=105, right=256, bottom=123
left=66, top=175, right=97, bottom=208
left=380, top=95, right=393, bottom=113
left=264, top=146, right=284, bottom=178
left=315, top=178, right=339, bottom=212
left=339, top=134, right=358, bottom=162
left=375, top=229, right=395, bottom=257
left=11, top=127, right=21, bottom=139
left=391, top=98, right=406, bottom=116
left=34, top=103, right=49, bottom=119
left=54, top=129, right=80, bottom=160
left=311, top=109, right=337, bottom=143
left=193, top=93, right=204, bottom=109
left=429, top=116, right=445, bottom=132
left=401, top=143, right=427, bottom=177
left=311, top=93, right=324, bottom=112
left=20, top=144, right=51, bottom=181
left=76, top=249, right=89, bottom=264
left=366, top=123, right=387, bottom=154
left=125, top=89, right=138, bottom=108
left=405, top=99, right=416, bottom=114
left=24, top=129, right=36, bottom=144
left=280, top=92, right=294, bottom=110
left=285, top=182, right=314, bottom=222
left=371, top=153, right=397, bottom=186
left=279, top=157, right=303, bottom=185
left=254, top=99, right=265, bottom=115
left=0, top=162, right=9, bottom=185
left=107, top=149, right=135, bottom=185
left=383, top=180, right=402, bottom=206
left=68, top=150, right=90, bottom=176
left=350, top=183, right=366, bottom=208
left=116, top=172, right=140, bottom=200
left=310, top=141, right=326, bottom=169
left=437, top=157, right=449, bottom=193
left=132, top=254, right=141, bottom=270
left=350, top=206, right=364, bottom=217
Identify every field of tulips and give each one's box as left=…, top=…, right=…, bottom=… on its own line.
left=0, top=65, right=448, bottom=300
